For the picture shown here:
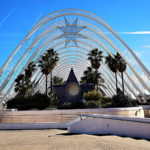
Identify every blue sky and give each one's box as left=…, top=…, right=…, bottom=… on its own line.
left=0, top=0, right=150, bottom=70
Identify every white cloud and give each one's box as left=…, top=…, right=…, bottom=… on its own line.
left=0, top=7, right=16, bottom=27
left=120, top=31, right=150, bottom=35
left=143, top=45, right=150, bottom=48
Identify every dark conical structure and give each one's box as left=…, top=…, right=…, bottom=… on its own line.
left=66, top=68, right=79, bottom=83
left=53, top=68, right=94, bottom=106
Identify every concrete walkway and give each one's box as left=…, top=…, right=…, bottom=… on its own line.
left=0, top=129, right=150, bottom=150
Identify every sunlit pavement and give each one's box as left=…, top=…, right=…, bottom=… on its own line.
left=0, top=129, right=150, bottom=150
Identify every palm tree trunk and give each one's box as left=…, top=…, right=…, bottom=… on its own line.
left=96, top=69, right=98, bottom=91
left=50, top=72, right=53, bottom=97
left=122, top=72, right=124, bottom=94
left=115, top=72, right=118, bottom=94
left=45, top=75, right=47, bottom=96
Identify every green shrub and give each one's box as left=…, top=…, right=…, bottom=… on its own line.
left=58, top=102, right=86, bottom=109
left=86, top=100, right=101, bottom=108
left=58, top=101, right=101, bottom=109
left=7, top=96, right=24, bottom=110
left=147, top=99, right=150, bottom=104
left=130, top=99, right=138, bottom=106
left=71, top=102, right=86, bottom=109
left=101, top=97, right=112, bottom=104
left=101, top=97, right=113, bottom=108
left=83, top=90, right=102, bottom=101
left=101, top=102, right=114, bottom=108
left=7, top=93, right=50, bottom=110
left=112, top=92, right=133, bottom=107
left=101, top=95, right=138, bottom=108
left=58, top=102, right=72, bottom=109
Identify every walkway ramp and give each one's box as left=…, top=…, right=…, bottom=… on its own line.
left=68, top=114, right=150, bottom=139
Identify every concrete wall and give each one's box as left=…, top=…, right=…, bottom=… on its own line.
left=68, top=114, right=150, bottom=139
left=0, top=107, right=144, bottom=123
left=140, top=105, right=150, bottom=118
left=0, top=116, right=82, bottom=130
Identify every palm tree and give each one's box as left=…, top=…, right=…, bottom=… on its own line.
left=24, top=62, right=36, bottom=96
left=88, top=48, right=103, bottom=90
left=80, top=67, right=95, bottom=83
left=15, top=74, right=26, bottom=96
left=25, top=62, right=36, bottom=80
left=15, top=62, right=37, bottom=96
left=53, top=76, right=64, bottom=85
left=38, top=49, right=59, bottom=96
left=105, top=54, right=118, bottom=93
left=115, top=53, right=127, bottom=94
left=80, top=67, right=106, bottom=95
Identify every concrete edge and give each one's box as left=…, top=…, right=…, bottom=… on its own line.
left=0, top=122, right=67, bottom=130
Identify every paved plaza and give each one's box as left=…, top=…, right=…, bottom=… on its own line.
left=0, top=129, right=150, bottom=150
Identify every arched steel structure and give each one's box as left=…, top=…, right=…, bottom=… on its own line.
left=0, top=8, right=150, bottom=105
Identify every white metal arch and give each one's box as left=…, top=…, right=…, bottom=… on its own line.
left=1, top=22, right=147, bottom=97
left=0, top=9, right=149, bottom=105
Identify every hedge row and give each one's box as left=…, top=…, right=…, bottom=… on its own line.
left=6, top=90, right=138, bottom=110
left=7, top=93, right=50, bottom=110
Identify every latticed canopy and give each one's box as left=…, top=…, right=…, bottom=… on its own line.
left=0, top=9, right=150, bottom=106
